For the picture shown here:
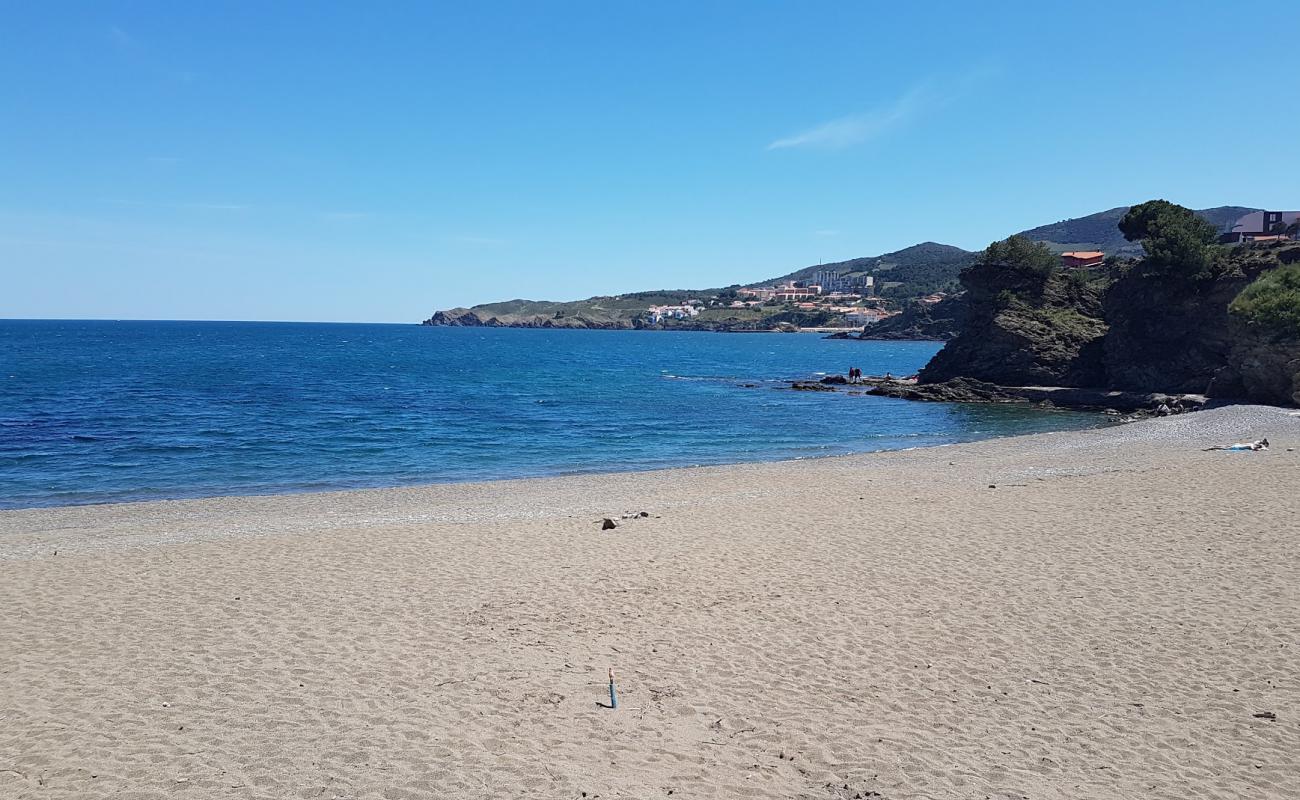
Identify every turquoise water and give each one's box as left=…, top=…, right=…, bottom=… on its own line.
left=0, top=321, right=1103, bottom=509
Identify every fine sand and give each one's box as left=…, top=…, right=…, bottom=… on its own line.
left=2, top=405, right=1298, bottom=800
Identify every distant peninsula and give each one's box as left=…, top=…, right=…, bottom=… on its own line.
left=421, top=205, right=1256, bottom=337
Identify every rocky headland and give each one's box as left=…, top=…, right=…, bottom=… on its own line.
left=423, top=307, right=636, bottom=329
left=897, top=202, right=1300, bottom=408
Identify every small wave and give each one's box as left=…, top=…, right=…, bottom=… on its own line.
left=135, top=443, right=206, bottom=453
left=661, top=374, right=743, bottom=382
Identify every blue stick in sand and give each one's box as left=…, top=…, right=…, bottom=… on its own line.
left=608, top=667, right=618, bottom=709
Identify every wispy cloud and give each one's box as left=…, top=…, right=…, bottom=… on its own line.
left=767, top=65, right=999, bottom=152
left=768, top=88, right=929, bottom=151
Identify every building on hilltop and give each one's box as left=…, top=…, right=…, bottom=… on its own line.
left=812, top=270, right=873, bottom=296
left=1060, top=251, right=1105, bottom=269
left=813, top=270, right=854, bottom=294
left=773, top=283, right=820, bottom=301
left=1220, top=210, right=1300, bottom=244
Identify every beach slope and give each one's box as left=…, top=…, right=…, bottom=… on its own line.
left=2, top=406, right=1298, bottom=799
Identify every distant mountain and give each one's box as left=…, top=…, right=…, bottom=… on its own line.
left=754, top=206, right=1260, bottom=299
left=1017, top=205, right=1258, bottom=258
left=752, top=242, right=977, bottom=300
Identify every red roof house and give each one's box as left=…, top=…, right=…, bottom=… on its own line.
left=1061, top=251, right=1104, bottom=269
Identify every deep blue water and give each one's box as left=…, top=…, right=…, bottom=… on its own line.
left=0, top=320, right=1104, bottom=510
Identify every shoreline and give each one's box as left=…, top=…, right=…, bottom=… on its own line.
left=0, top=406, right=1104, bottom=515
left=0, top=406, right=1286, bottom=546
left=2, top=405, right=1298, bottom=799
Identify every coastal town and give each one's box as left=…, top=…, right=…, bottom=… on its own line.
left=644, top=270, right=935, bottom=329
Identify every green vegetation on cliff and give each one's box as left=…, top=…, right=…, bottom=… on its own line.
left=1231, top=262, right=1300, bottom=335
left=1224, top=252, right=1300, bottom=406
left=1118, top=199, right=1222, bottom=281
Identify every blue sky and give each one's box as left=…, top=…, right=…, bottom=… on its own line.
left=2, top=1, right=1296, bottom=322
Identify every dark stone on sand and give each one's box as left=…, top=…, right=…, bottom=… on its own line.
left=601, top=518, right=617, bottom=530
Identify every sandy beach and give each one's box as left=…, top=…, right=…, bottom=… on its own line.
left=2, top=405, right=1298, bottom=800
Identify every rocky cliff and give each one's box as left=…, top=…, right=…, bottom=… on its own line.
left=1101, top=266, right=1253, bottom=394
left=858, top=297, right=963, bottom=341
left=914, top=206, right=1300, bottom=406
left=918, top=239, right=1108, bottom=386
left=1220, top=248, right=1300, bottom=404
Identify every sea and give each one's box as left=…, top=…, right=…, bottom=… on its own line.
left=0, top=320, right=1106, bottom=510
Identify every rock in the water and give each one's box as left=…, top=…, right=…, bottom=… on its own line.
left=867, top=377, right=1024, bottom=404
left=791, top=381, right=837, bottom=392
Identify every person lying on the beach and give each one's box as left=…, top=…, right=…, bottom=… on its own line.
left=1203, top=439, right=1269, bottom=451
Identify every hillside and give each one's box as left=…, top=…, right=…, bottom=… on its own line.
left=1017, top=205, right=1256, bottom=258
left=428, top=293, right=682, bottom=329
left=752, top=242, right=977, bottom=300
left=421, top=203, right=1263, bottom=331
left=757, top=206, right=1259, bottom=297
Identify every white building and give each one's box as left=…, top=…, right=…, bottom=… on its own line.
left=812, top=270, right=874, bottom=295
left=646, top=304, right=701, bottom=324
left=845, top=310, right=887, bottom=327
